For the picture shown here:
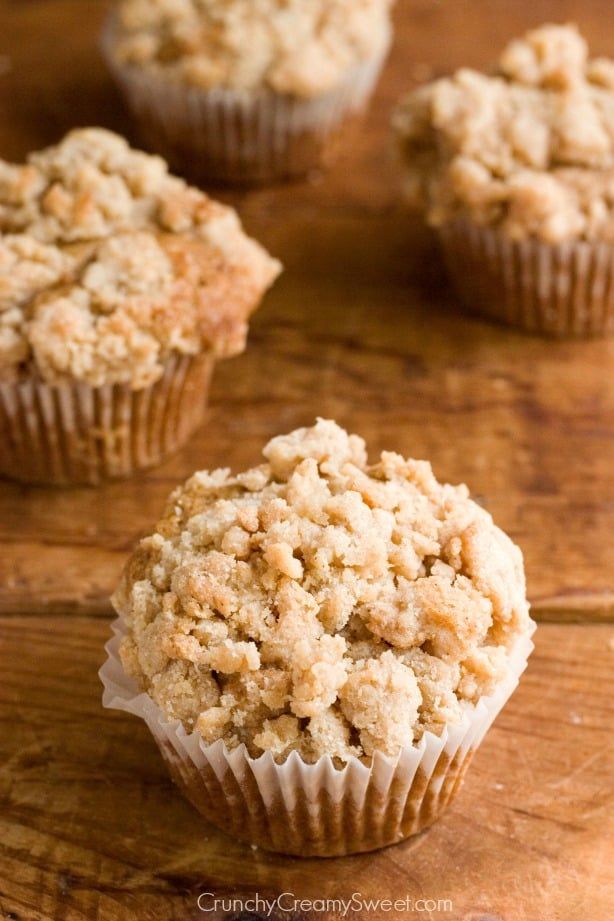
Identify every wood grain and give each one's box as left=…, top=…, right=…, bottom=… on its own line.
left=0, top=1, right=613, bottom=919
left=1, top=210, right=613, bottom=619
left=1, top=618, right=613, bottom=921
left=0, top=0, right=613, bottom=622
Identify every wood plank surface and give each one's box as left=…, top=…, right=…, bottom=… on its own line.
left=1, top=619, right=612, bottom=921
left=0, top=0, right=613, bottom=622
left=0, top=1, right=613, bottom=920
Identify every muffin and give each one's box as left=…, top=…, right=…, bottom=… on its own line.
left=0, top=128, right=280, bottom=486
left=394, top=23, right=614, bottom=337
left=102, top=0, right=394, bottom=184
left=101, top=419, right=535, bottom=856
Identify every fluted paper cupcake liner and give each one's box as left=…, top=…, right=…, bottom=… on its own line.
left=0, top=353, right=213, bottom=486
left=100, top=617, right=535, bottom=857
left=438, top=219, right=614, bottom=337
left=102, top=17, right=391, bottom=184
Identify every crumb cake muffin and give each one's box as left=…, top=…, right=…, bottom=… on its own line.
left=0, top=128, right=280, bottom=485
left=394, top=23, right=614, bottom=337
left=103, top=420, right=535, bottom=855
left=102, top=0, right=394, bottom=183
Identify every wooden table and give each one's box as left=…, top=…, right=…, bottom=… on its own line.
left=1, top=2, right=613, bottom=919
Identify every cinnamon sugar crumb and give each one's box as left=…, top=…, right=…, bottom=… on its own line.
left=114, top=420, right=534, bottom=763
left=111, top=0, right=394, bottom=98
left=394, top=24, right=614, bottom=243
left=0, top=128, right=280, bottom=386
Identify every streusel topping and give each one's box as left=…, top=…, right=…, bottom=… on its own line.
left=394, top=24, right=614, bottom=243
left=110, top=0, right=393, bottom=97
left=114, top=420, right=533, bottom=763
left=0, top=129, right=280, bottom=386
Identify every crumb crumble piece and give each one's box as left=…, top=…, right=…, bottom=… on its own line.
left=0, top=128, right=280, bottom=386
left=111, top=0, right=394, bottom=98
left=114, top=420, right=533, bottom=764
left=393, top=24, right=614, bottom=243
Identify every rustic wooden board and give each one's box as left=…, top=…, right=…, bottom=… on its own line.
left=0, top=0, right=613, bottom=622
left=1, top=619, right=613, bottom=921
left=0, top=1, right=613, bottom=919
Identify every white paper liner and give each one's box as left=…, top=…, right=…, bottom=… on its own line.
left=100, top=616, right=535, bottom=856
left=101, top=16, right=391, bottom=184
left=0, top=353, right=213, bottom=486
left=438, top=218, right=614, bottom=338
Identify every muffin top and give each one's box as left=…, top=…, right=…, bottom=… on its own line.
left=110, top=0, right=393, bottom=97
left=394, top=24, right=614, bottom=243
left=114, top=420, right=533, bottom=764
left=0, top=129, right=280, bottom=387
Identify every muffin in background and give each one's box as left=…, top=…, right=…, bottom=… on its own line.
left=394, top=23, right=614, bottom=338
left=0, top=128, right=280, bottom=486
left=102, top=419, right=535, bottom=856
left=102, top=0, right=394, bottom=184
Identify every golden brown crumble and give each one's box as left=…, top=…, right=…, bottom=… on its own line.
left=393, top=24, right=614, bottom=243
left=111, top=0, right=393, bottom=97
left=0, top=128, right=280, bottom=387
left=114, top=420, right=533, bottom=763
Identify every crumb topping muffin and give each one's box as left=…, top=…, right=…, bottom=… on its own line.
left=114, top=420, right=533, bottom=764
left=394, top=24, right=614, bottom=243
left=0, top=128, right=280, bottom=387
left=112, top=0, right=394, bottom=98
